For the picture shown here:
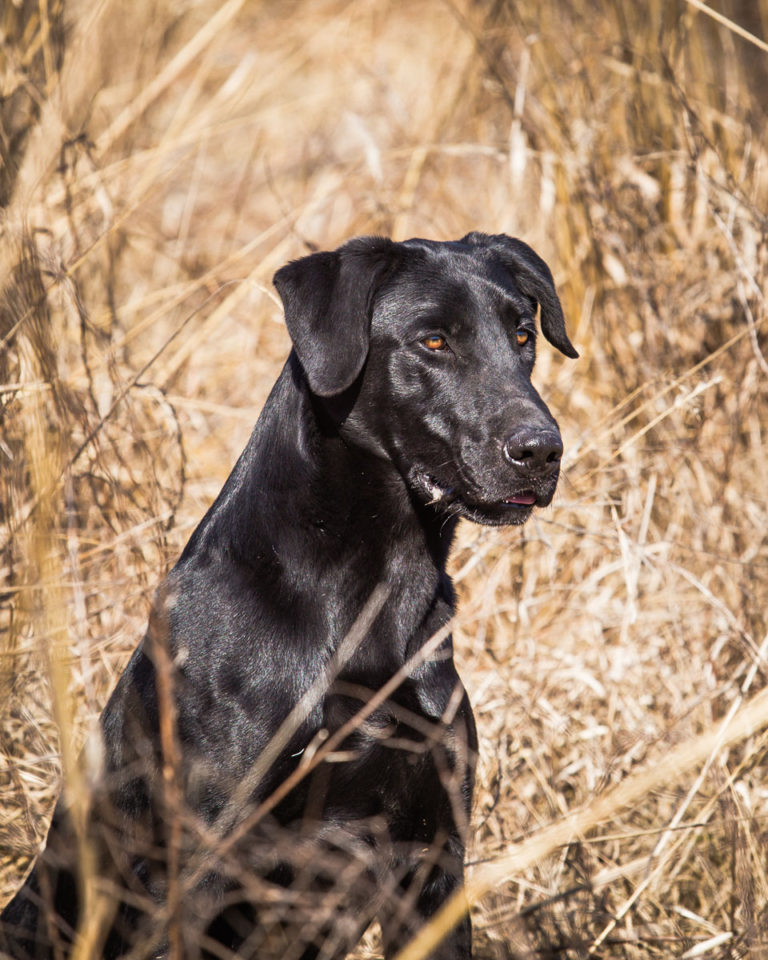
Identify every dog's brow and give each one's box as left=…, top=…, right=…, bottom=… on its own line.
left=493, top=289, right=533, bottom=324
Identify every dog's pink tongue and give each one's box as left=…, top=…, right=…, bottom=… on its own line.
left=505, top=493, right=536, bottom=505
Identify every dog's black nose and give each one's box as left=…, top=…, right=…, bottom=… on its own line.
left=503, top=428, right=563, bottom=474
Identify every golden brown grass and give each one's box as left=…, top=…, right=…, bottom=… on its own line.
left=1, top=0, right=767, bottom=957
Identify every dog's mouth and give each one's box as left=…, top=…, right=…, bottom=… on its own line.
left=502, top=492, right=537, bottom=507
left=409, top=469, right=549, bottom=526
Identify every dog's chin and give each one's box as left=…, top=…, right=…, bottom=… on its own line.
left=451, top=499, right=534, bottom=527
left=409, top=469, right=554, bottom=527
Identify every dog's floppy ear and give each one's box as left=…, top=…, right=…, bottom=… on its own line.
left=461, top=232, right=579, bottom=359
left=273, top=237, right=400, bottom=396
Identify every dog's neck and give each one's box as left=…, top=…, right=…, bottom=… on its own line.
left=181, top=359, right=457, bottom=610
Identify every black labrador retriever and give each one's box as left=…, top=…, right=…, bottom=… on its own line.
left=0, top=232, right=577, bottom=960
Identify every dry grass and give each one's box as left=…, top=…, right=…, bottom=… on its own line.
left=1, top=0, right=767, bottom=957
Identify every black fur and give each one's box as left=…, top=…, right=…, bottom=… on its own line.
left=0, top=233, right=577, bottom=960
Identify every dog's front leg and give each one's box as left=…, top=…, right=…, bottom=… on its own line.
left=379, top=708, right=476, bottom=960
left=379, top=827, right=472, bottom=960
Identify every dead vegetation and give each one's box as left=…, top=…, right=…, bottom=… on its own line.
left=1, top=0, right=767, bottom=957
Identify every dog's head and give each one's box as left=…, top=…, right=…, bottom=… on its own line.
left=273, top=233, right=578, bottom=526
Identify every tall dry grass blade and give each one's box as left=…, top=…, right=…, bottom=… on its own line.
left=684, top=0, right=768, bottom=54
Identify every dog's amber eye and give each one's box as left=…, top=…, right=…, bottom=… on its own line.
left=422, top=334, right=447, bottom=351
left=516, top=330, right=530, bottom=346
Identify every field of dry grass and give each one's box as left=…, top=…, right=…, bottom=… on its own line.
left=1, top=0, right=768, bottom=957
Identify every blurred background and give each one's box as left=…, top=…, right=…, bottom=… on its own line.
left=1, top=0, right=767, bottom=956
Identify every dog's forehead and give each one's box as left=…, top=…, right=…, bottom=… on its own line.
left=383, top=239, right=533, bottom=317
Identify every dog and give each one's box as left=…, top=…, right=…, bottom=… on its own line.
left=0, top=232, right=577, bottom=960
